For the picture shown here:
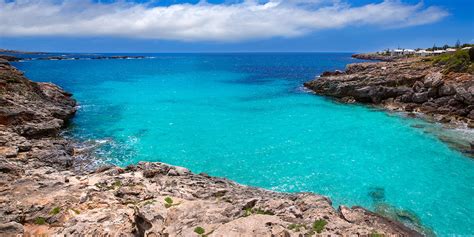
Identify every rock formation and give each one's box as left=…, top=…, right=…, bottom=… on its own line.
left=351, top=53, right=395, bottom=62
left=304, top=58, right=474, bottom=126
left=0, top=57, right=421, bottom=236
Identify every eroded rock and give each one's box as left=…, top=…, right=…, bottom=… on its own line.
left=304, top=57, right=474, bottom=127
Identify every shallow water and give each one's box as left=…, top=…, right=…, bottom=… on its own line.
left=13, top=53, right=474, bottom=235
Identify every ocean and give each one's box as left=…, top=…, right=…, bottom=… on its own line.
left=12, top=53, right=474, bottom=235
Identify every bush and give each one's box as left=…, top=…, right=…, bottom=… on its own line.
left=312, top=219, right=327, bottom=233
left=194, top=226, right=205, bottom=235
left=34, top=217, right=46, bottom=225
left=469, top=47, right=474, bottom=62
left=164, top=197, right=173, bottom=208
left=433, top=50, right=471, bottom=73
left=50, top=207, right=61, bottom=215
left=369, top=233, right=384, bottom=237
left=243, top=207, right=274, bottom=216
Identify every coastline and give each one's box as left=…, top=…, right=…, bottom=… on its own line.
left=0, top=58, right=423, bottom=235
left=304, top=55, right=474, bottom=156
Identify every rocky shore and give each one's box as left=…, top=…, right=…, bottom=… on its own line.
left=25, top=55, right=148, bottom=61
left=351, top=53, right=396, bottom=62
left=304, top=55, right=474, bottom=155
left=0, top=58, right=422, bottom=236
left=0, top=50, right=149, bottom=61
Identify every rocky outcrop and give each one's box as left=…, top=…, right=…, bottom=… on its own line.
left=0, top=58, right=421, bottom=236
left=0, top=55, right=20, bottom=62
left=0, top=61, right=76, bottom=138
left=0, top=161, right=423, bottom=236
left=352, top=53, right=395, bottom=62
left=29, top=55, right=147, bottom=61
left=304, top=58, right=474, bottom=126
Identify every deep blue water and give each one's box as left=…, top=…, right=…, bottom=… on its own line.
left=12, top=53, right=474, bottom=236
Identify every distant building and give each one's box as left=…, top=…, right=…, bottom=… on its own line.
left=446, top=48, right=457, bottom=53
left=415, top=50, right=432, bottom=57
left=390, top=49, right=404, bottom=56
left=390, top=49, right=415, bottom=56
left=462, top=47, right=472, bottom=50
left=433, top=50, right=446, bottom=54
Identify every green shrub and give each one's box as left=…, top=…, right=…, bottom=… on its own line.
left=194, top=226, right=205, bottom=235
left=369, top=233, right=384, bottom=237
left=243, top=207, right=274, bottom=216
left=469, top=47, right=474, bottom=62
left=50, top=207, right=61, bottom=215
left=71, top=208, right=81, bottom=214
left=433, top=50, right=471, bottom=73
left=112, top=180, right=122, bottom=189
left=141, top=199, right=156, bottom=206
left=469, top=64, right=474, bottom=74
left=164, top=197, right=179, bottom=208
left=164, top=197, right=173, bottom=204
left=34, top=217, right=46, bottom=225
left=253, top=208, right=274, bottom=215
left=312, top=219, right=327, bottom=233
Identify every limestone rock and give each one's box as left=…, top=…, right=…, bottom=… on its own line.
left=304, top=57, right=474, bottom=127
left=0, top=222, right=24, bottom=235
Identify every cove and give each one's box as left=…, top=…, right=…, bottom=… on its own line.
left=13, top=53, right=474, bottom=236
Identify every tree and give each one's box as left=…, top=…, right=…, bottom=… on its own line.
left=443, top=44, right=449, bottom=50
left=432, top=44, right=437, bottom=50
left=455, top=39, right=461, bottom=48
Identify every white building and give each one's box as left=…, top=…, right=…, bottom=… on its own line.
left=390, top=49, right=416, bottom=56
left=446, top=48, right=457, bottom=53
left=390, top=49, right=404, bottom=56
left=415, top=50, right=432, bottom=57
left=433, top=50, right=446, bottom=54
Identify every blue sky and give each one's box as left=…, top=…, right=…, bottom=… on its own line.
left=0, top=0, right=473, bottom=52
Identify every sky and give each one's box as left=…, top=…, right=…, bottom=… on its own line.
left=0, top=0, right=473, bottom=53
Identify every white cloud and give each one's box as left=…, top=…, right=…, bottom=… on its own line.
left=0, top=0, right=449, bottom=41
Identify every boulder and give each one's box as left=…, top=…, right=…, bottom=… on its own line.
left=412, top=92, right=429, bottom=104
left=0, top=158, right=22, bottom=175
left=423, top=72, right=444, bottom=88
left=0, top=146, right=18, bottom=158
left=433, top=96, right=452, bottom=106
left=321, top=70, right=344, bottom=77
left=438, top=85, right=456, bottom=96
left=412, top=81, right=424, bottom=92
left=454, top=87, right=473, bottom=104
left=427, top=87, right=438, bottom=98
left=399, top=92, right=413, bottom=103
left=339, top=205, right=363, bottom=223
left=468, top=110, right=474, bottom=119
left=0, top=222, right=24, bottom=235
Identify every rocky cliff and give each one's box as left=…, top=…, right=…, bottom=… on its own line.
left=305, top=57, right=474, bottom=125
left=0, top=59, right=421, bottom=236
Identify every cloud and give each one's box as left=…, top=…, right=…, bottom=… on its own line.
left=0, top=0, right=449, bottom=41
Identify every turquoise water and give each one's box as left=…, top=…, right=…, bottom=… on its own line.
left=13, top=53, right=474, bottom=236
